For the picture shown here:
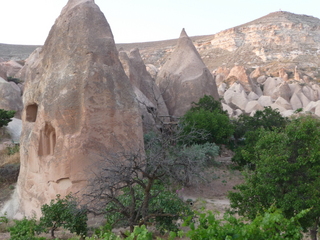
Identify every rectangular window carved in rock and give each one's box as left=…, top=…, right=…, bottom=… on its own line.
left=26, top=104, right=38, bottom=122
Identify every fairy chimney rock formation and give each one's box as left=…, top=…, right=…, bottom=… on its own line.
left=156, top=28, right=219, bottom=117
left=119, top=48, right=169, bottom=131
left=14, top=0, right=143, bottom=218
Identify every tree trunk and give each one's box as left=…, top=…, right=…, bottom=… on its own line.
left=310, top=218, right=319, bottom=240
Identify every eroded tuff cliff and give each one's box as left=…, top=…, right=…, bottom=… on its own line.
left=13, top=0, right=143, bottom=218
left=155, top=29, right=219, bottom=117
left=117, top=11, right=320, bottom=81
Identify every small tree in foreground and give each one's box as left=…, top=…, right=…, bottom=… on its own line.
left=0, top=109, right=15, bottom=128
left=86, top=122, right=219, bottom=234
left=104, top=181, right=192, bottom=234
left=229, top=116, right=320, bottom=240
left=40, top=194, right=88, bottom=238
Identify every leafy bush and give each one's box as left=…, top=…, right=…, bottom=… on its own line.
left=181, top=95, right=234, bottom=145
left=180, top=207, right=307, bottom=240
left=0, top=109, right=15, bottom=128
left=8, top=217, right=45, bottom=240
left=88, top=225, right=153, bottom=240
left=40, top=194, right=87, bottom=238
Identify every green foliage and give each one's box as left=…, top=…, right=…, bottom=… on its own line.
left=181, top=95, right=234, bottom=145
left=233, top=106, right=288, bottom=141
left=177, top=142, right=220, bottom=167
left=0, top=213, right=8, bottom=225
left=6, top=143, right=19, bottom=155
left=181, top=207, right=307, bottom=240
left=7, top=76, right=21, bottom=84
left=40, top=194, right=87, bottom=238
left=229, top=116, right=320, bottom=238
left=8, top=217, right=45, bottom=240
left=232, top=107, right=288, bottom=168
left=88, top=225, right=153, bottom=240
left=188, top=95, right=225, bottom=113
left=0, top=109, right=15, bottom=128
left=105, top=181, right=192, bottom=234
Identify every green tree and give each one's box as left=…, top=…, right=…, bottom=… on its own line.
left=181, top=95, right=234, bottom=145
left=104, top=181, right=192, bottom=234
left=232, top=107, right=289, bottom=168
left=228, top=116, right=320, bottom=240
left=40, top=194, right=87, bottom=238
left=0, top=109, right=15, bottom=128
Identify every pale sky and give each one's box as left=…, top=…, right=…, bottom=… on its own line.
left=1, top=0, right=320, bottom=45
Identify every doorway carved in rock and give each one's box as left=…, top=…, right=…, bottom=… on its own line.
left=38, top=122, right=56, bottom=156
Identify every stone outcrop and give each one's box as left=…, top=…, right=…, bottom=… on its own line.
left=0, top=60, right=23, bottom=78
left=5, top=118, right=22, bottom=143
left=119, top=48, right=169, bottom=131
left=156, top=29, right=219, bottom=117
left=3, top=11, right=320, bottom=119
left=0, top=78, right=23, bottom=118
left=14, top=0, right=143, bottom=218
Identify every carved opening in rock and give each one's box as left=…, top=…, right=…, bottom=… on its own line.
left=38, top=122, right=56, bottom=156
left=26, top=104, right=38, bottom=122
left=56, top=178, right=72, bottom=190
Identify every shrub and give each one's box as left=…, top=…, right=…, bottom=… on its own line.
left=180, top=207, right=307, bottom=240
left=181, top=95, right=234, bottom=145
left=8, top=217, right=45, bottom=240
left=0, top=109, right=15, bottom=128
left=40, top=194, right=87, bottom=238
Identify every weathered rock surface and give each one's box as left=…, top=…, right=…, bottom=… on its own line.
left=119, top=48, right=169, bottom=131
left=156, top=29, right=219, bottom=117
left=3, top=11, right=320, bottom=119
left=14, top=0, right=143, bottom=218
left=0, top=78, right=23, bottom=118
left=5, top=118, right=22, bottom=143
left=0, top=60, right=23, bottom=78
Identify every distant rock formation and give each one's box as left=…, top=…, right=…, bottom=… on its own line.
left=13, top=0, right=143, bottom=218
left=156, top=29, right=219, bottom=117
left=0, top=78, right=22, bottom=118
left=3, top=11, right=320, bottom=119
left=119, top=48, right=169, bottom=132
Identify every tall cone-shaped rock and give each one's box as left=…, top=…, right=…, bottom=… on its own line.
left=14, top=0, right=143, bottom=218
left=119, top=48, right=169, bottom=131
left=156, top=29, right=219, bottom=117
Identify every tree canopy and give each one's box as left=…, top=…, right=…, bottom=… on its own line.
left=181, top=95, right=234, bottom=145
left=0, top=109, right=15, bottom=128
left=228, top=116, right=320, bottom=240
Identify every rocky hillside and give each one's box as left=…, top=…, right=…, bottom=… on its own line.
left=117, top=11, right=320, bottom=80
left=2, top=11, right=320, bottom=79
left=1, top=11, right=320, bottom=120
